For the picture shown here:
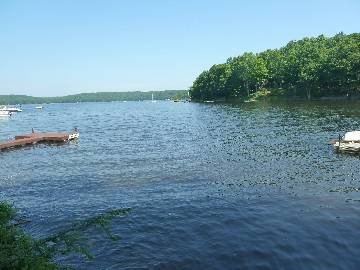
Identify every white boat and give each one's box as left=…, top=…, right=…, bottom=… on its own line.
left=332, top=131, right=360, bottom=152
left=0, top=110, right=11, bottom=117
left=0, top=105, right=22, bottom=112
left=36, top=106, right=44, bottom=109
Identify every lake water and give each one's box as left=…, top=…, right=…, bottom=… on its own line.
left=1, top=100, right=360, bottom=269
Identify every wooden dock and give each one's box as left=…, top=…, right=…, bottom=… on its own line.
left=0, top=129, right=79, bottom=151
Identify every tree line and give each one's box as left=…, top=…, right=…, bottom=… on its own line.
left=189, top=33, right=360, bottom=101
left=0, top=90, right=187, bottom=105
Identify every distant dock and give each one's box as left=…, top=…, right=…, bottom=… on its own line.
left=0, top=129, right=79, bottom=151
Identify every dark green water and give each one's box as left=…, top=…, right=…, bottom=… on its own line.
left=1, top=100, right=360, bottom=269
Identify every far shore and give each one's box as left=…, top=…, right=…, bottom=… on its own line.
left=0, top=90, right=188, bottom=105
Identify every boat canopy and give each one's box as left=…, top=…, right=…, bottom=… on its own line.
left=343, top=131, right=360, bottom=141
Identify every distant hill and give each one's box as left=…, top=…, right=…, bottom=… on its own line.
left=0, top=90, right=187, bottom=105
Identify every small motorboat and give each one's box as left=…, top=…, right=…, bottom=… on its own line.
left=1, top=106, right=22, bottom=112
left=0, top=110, right=11, bottom=117
left=331, top=131, right=360, bottom=152
left=0, top=105, right=22, bottom=113
left=36, top=106, right=44, bottom=109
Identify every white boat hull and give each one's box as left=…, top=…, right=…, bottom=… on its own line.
left=0, top=106, right=21, bottom=113
left=0, top=111, right=11, bottom=116
left=3, top=108, right=22, bottom=112
left=332, top=131, right=360, bottom=152
left=333, top=141, right=360, bottom=152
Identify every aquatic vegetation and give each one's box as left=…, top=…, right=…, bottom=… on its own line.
left=0, top=202, right=131, bottom=269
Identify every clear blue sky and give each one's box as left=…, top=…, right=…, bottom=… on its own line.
left=0, top=0, right=359, bottom=96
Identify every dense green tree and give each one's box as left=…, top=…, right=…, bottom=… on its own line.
left=190, top=33, right=360, bottom=101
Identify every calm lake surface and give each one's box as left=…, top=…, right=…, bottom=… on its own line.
left=1, top=100, right=360, bottom=269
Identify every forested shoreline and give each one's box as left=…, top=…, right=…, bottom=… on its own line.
left=189, top=33, right=360, bottom=101
left=0, top=90, right=186, bottom=105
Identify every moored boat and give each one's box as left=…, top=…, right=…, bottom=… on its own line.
left=0, top=105, right=22, bottom=113
left=0, top=110, right=11, bottom=117
left=331, top=131, right=360, bottom=152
